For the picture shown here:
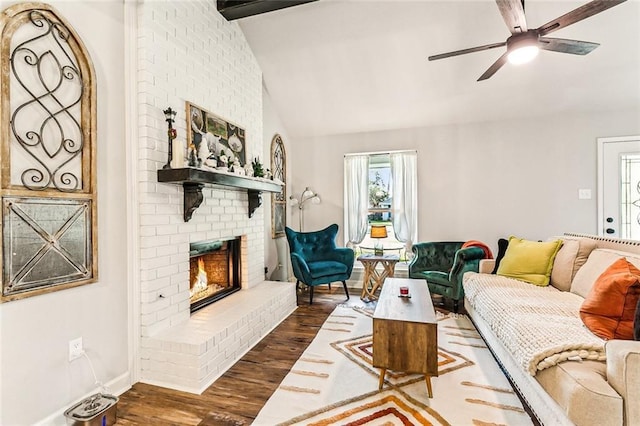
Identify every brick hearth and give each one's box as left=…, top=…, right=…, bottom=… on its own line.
left=140, top=281, right=295, bottom=393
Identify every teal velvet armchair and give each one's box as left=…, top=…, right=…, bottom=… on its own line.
left=408, top=242, right=485, bottom=312
left=285, top=224, right=354, bottom=304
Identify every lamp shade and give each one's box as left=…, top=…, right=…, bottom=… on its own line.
left=370, top=225, right=388, bottom=239
left=301, top=187, right=315, bottom=199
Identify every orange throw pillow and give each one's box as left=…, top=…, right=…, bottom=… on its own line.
left=580, top=258, right=640, bottom=340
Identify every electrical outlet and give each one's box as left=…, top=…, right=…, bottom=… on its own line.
left=69, top=337, right=83, bottom=361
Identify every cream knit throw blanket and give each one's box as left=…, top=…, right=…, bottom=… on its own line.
left=464, top=272, right=605, bottom=376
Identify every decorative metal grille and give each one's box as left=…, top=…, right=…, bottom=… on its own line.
left=9, top=10, right=84, bottom=192
left=1, top=3, right=97, bottom=301
left=271, top=134, right=286, bottom=238
left=3, top=197, right=92, bottom=297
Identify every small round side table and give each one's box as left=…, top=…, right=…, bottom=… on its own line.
left=358, top=253, right=400, bottom=301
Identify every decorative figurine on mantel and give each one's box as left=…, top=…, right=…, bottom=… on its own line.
left=217, top=150, right=228, bottom=171
left=232, top=157, right=242, bottom=174
left=187, top=143, right=198, bottom=167
left=197, top=141, right=210, bottom=167
left=204, top=153, right=217, bottom=168
left=162, top=107, right=177, bottom=169
left=244, top=163, right=253, bottom=177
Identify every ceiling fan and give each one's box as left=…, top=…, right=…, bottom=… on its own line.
left=428, top=0, right=627, bottom=81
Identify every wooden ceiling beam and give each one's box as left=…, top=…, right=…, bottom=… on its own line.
left=217, top=0, right=318, bottom=21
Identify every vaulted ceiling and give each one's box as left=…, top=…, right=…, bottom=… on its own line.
left=239, top=0, right=640, bottom=139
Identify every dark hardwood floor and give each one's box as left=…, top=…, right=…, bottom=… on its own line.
left=116, top=286, right=539, bottom=426
left=116, top=286, right=357, bottom=426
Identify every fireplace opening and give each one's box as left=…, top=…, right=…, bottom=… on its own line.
left=189, top=237, right=241, bottom=313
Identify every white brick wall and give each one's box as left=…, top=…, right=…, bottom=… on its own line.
left=133, top=0, right=298, bottom=393
left=137, top=0, right=265, bottom=337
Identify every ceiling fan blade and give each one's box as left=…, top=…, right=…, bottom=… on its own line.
left=428, top=42, right=506, bottom=61
left=537, top=0, right=627, bottom=36
left=539, top=37, right=600, bottom=55
left=496, top=0, right=528, bottom=33
left=478, top=52, right=509, bottom=81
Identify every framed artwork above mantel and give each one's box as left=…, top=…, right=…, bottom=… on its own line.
left=186, top=102, right=246, bottom=167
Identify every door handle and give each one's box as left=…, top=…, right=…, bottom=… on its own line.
left=606, top=228, right=615, bottom=234
left=606, top=217, right=614, bottom=223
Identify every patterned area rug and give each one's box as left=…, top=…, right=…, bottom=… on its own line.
left=252, top=304, right=534, bottom=426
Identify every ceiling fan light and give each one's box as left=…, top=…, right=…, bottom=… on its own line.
left=508, top=45, right=539, bottom=65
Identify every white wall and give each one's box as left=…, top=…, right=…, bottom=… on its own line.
left=290, top=108, right=640, bottom=254
left=262, top=86, right=294, bottom=280
left=0, top=1, right=128, bottom=424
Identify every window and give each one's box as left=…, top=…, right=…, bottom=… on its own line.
left=344, top=151, right=417, bottom=262
left=361, top=154, right=402, bottom=255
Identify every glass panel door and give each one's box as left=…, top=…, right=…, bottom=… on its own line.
left=620, top=154, right=640, bottom=239
left=598, top=136, right=640, bottom=239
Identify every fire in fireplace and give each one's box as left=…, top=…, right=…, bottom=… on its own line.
left=189, top=237, right=241, bottom=313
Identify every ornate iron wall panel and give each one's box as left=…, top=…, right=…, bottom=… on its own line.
left=271, top=134, right=286, bottom=238
left=1, top=3, right=97, bottom=301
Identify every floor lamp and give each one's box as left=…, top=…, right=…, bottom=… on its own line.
left=289, top=187, right=320, bottom=231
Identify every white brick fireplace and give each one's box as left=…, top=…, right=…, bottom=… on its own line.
left=134, top=1, right=296, bottom=393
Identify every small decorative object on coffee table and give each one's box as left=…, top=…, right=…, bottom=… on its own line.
left=373, top=278, right=438, bottom=397
left=358, top=253, right=399, bottom=301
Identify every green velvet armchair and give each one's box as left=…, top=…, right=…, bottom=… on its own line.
left=285, top=224, right=354, bottom=304
left=408, top=242, right=486, bottom=312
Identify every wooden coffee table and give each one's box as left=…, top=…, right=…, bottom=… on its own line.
left=372, top=278, right=438, bottom=397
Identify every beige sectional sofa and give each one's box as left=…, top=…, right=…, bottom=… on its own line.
left=463, top=233, right=640, bottom=426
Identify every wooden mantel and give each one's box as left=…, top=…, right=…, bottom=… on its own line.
left=157, top=167, right=283, bottom=221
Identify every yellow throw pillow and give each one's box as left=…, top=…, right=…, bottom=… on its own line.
left=497, top=236, right=563, bottom=286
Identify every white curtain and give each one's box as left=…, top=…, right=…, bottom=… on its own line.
left=344, top=155, right=370, bottom=246
left=390, top=151, right=418, bottom=251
